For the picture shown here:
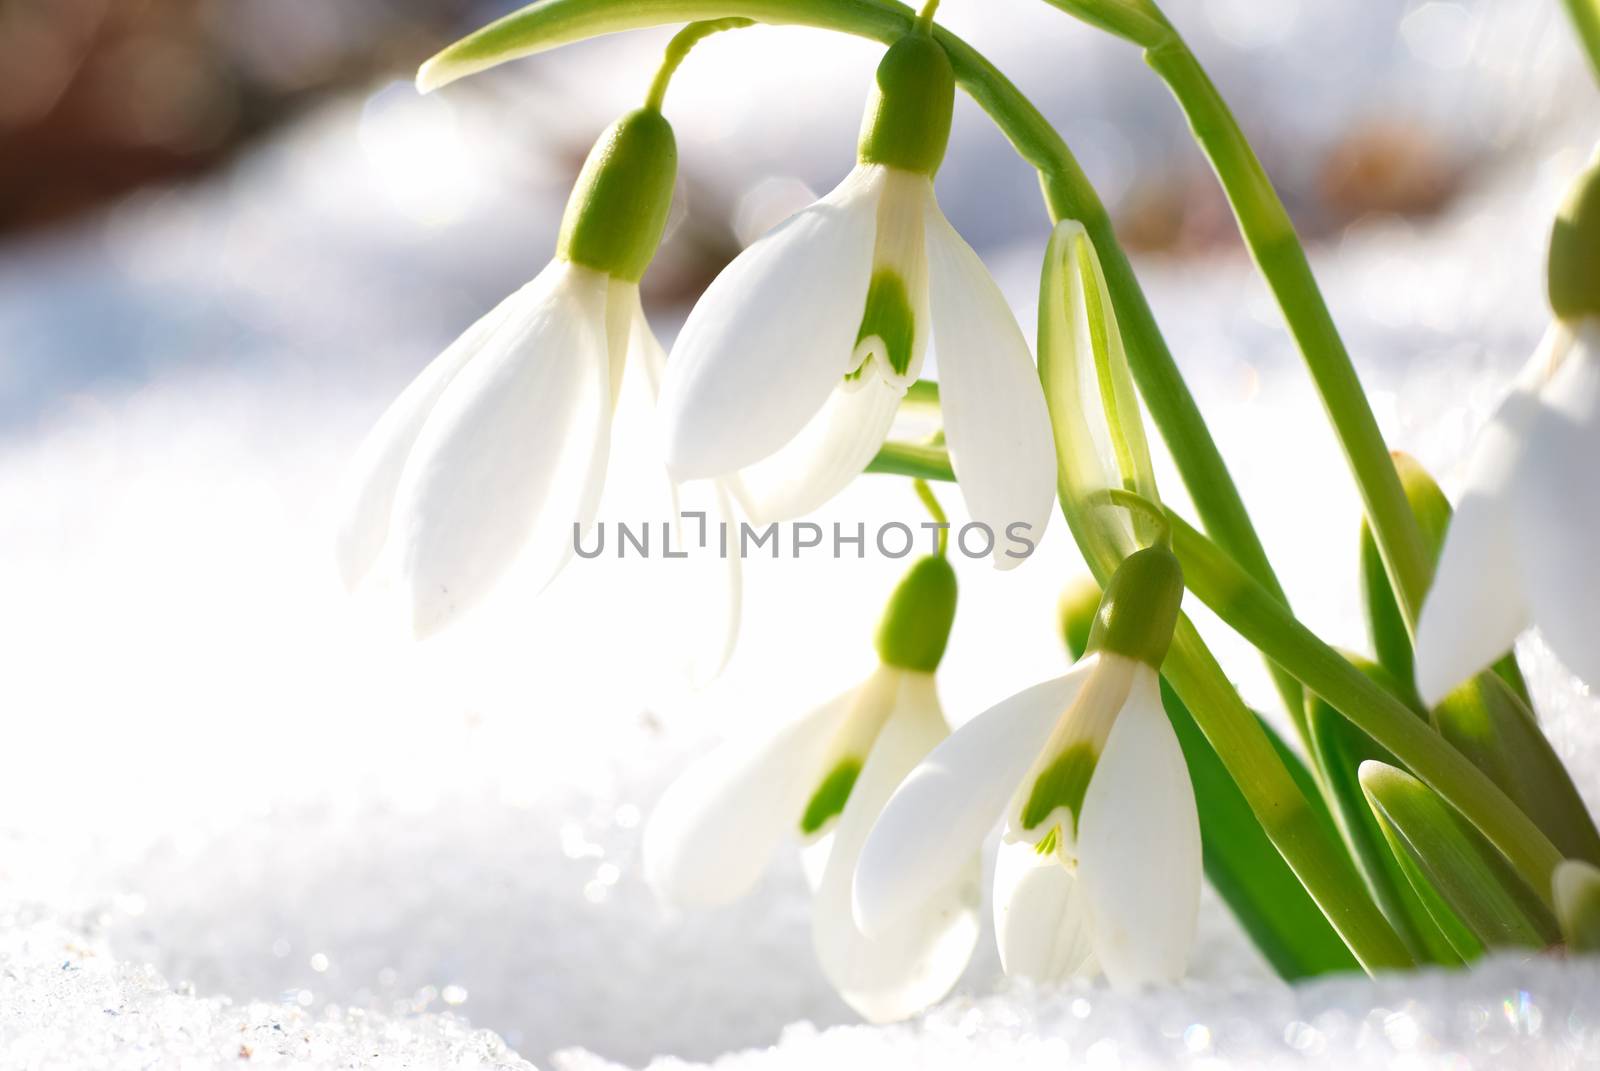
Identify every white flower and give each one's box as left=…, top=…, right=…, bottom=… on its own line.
left=1414, top=319, right=1600, bottom=705
left=657, top=162, right=1056, bottom=566
left=336, top=259, right=738, bottom=668
left=854, top=650, right=1201, bottom=990
left=643, top=662, right=980, bottom=1022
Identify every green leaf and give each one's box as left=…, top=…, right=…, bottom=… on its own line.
left=1306, top=668, right=1462, bottom=966
left=1160, top=681, right=1358, bottom=979
left=1433, top=673, right=1600, bottom=866
left=1360, top=762, right=1560, bottom=951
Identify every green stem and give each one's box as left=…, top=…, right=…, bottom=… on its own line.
left=1563, top=0, right=1600, bottom=86
left=912, top=479, right=949, bottom=555
left=867, top=440, right=954, bottom=482
left=1041, top=1, right=1434, bottom=629
left=645, top=17, right=754, bottom=110
left=1099, top=488, right=1170, bottom=548
left=1167, top=509, right=1565, bottom=906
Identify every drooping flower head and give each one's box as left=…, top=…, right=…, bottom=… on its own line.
left=855, top=546, right=1201, bottom=990
left=1414, top=158, right=1600, bottom=702
left=643, top=554, right=980, bottom=1022
left=658, top=30, right=1055, bottom=560
left=337, top=105, right=735, bottom=664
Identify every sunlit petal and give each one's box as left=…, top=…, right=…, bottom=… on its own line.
left=1414, top=340, right=1549, bottom=705
left=812, top=673, right=980, bottom=1022
left=659, top=166, right=882, bottom=481
left=993, top=837, right=1095, bottom=982
left=1077, top=666, right=1200, bottom=990
left=391, top=262, right=614, bottom=637
left=727, top=376, right=901, bottom=524
left=924, top=202, right=1054, bottom=568
left=643, top=684, right=860, bottom=909
left=1516, top=321, right=1600, bottom=688
left=335, top=280, right=521, bottom=590
left=853, top=660, right=1094, bottom=937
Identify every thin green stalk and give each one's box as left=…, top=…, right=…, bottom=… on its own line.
left=912, top=479, right=949, bottom=555
left=645, top=18, right=754, bottom=110
left=1167, top=509, right=1565, bottom=906
left=1563, top=0, right=1600, bottom=86
left=867, top=441, right=954, bottom=482
left=1039, top=0, right=1434, bottom=628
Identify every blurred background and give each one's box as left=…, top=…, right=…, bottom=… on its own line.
left=2, top=1, right=1599, bottom=1068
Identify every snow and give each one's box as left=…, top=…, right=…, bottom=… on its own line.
left=3, top=0, right=1600, bottom=1067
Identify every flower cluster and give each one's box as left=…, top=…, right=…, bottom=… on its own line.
left=339, top=0, right=1600, bottom=1028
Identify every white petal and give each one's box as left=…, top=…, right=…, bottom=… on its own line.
left=1516, top=320, right=1600, bottom=688
left=1413, top=341, right=1552, bottom=705
left=993, top=838, right=1095, bottom=982
left=335, top=285, right=520, bottom=590
left=616, top=301, right=743, bottom=687
left=727, top=376, right=901, bottom=523
left=812, top=673, right=979, bottom=1022
left=659, top=166, right=882, bottom=481
left=643, top=685, right=860, bottom=909
left=1077, top=666, right=1200, bottom=990
left=925, top=201, right=1055, bottom=569
left=391, top=262, right=614, bottom=637
left=852, top=661, right=1094, bottom=938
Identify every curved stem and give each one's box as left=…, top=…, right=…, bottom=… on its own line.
left=1099, top=488, right=1170, bottom=548
left=645, top=17, right=754, bottom=110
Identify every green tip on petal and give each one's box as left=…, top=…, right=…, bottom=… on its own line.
left=1020, top=742, right=1098, bottom=842
left=854, top=270, right=919, bottom=379
left=875, top=554, right=958, bottom=673
left=856, top=32, right=954, bottom=177
left=1086, top=546, right=1184, bottom=669
left=556, top=108, right=677, bottom=282
left=1059, top=576, right=1102, bottom=662
left=800, top=758, right=863, bottom=835
left=1555, top=859, right=1600, bottom=953
left=1549, top=160, right=1600, bottom=321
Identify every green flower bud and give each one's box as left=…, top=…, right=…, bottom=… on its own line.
left=1549, top=159, right=1600, bottom=321
left=875, top=554, right=958, bottom=672
left=1086, top=546, right=1184, bottom=669
left=856, top=32, right=955, bottom=178
left=556, top=108, right=677, bottom=282
left=1058, top=575, right=1102, bottom=662
left=1555, top=859, right=1600, bottom=953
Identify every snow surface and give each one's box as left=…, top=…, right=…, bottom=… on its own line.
left=3, top=1, right=1600, bottom=1067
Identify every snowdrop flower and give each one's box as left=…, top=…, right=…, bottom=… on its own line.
left=336, top=107, right=735, bottom=664
left=855, top=547, right=1200, bottom=990
left=644, top=556, right=980, bottom=1022
left=657, top=31, right=1054, bottom=563
left=1415, top=161, right=1600, bottom=703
